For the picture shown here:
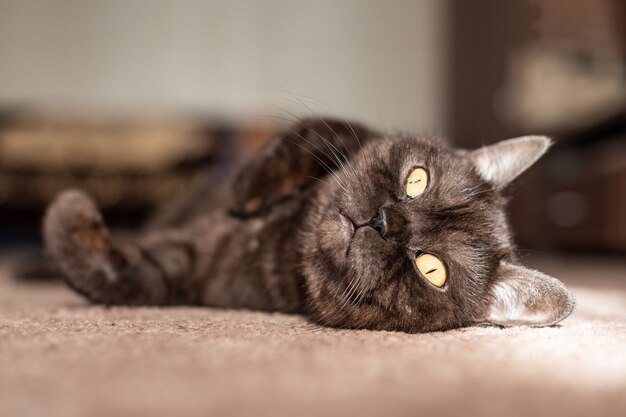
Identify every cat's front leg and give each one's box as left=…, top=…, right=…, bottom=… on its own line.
left=231, top=118, right=377, bottom=216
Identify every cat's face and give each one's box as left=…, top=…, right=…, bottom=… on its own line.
left=303, top=135, right=575, bottom=332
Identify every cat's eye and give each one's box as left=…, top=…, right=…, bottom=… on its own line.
left=415, top=253, right=447, bottom=287
left=406, top=167, right=428, bottom=198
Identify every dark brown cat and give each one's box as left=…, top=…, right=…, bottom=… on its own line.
left=43, top=118, right=575, bottom=332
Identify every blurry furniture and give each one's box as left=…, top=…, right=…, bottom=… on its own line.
left=512, top=116, right=626, bottom=252
left=449, top=0, right=626, bottom=252
left=0, top=110, right=240, bottom=244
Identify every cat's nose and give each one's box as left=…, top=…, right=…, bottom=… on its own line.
left=367, top=206, right=406, bottom=239
left=368, top=208, right=388, bottom=237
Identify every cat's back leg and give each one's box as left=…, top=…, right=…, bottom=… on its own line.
left=43, top=189, right=201, bottom=305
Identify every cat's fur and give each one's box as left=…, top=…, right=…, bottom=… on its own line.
left=43, top=118, right=575, bottom=332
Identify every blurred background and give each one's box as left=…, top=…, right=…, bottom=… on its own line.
left=0, top=0, right=624, bottom=277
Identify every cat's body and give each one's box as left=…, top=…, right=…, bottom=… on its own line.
left=44, top=118, right=575, bottom=333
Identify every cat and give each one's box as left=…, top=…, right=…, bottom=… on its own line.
left=43, top=118, right=575, bottom=333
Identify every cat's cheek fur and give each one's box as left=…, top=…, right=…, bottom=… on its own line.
left=316, top=210, right=351, bottom=266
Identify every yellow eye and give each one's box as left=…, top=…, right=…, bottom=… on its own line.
left=415, top=253, right=447, bottom=287
left=406, top=167, right=428, bottom=198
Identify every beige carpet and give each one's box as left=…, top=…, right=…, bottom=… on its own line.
left=1, top=254, right=625, bottom=417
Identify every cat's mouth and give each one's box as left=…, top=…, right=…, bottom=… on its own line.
left=339, top=211, right=356, bottom=241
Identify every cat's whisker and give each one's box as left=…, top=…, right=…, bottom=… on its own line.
left=291, top=130, right=359, bottom=191
left=263, top=101, right=304, bottom=123
left=278, top=88, right=329, bottom=108
left=344, top=117, right=364, bottom=150
left=303, top=175, right=335, bottom=189
left=252, top=112, right=299, bottom=126
left=277, top=125, right=346, bottom=177
left=339, top=271, right=361, bottom=311
left=264, top=104, right=347, bottom=171
left=335, top=269, right=368, bottom=323
left=309, top=129, right=348, bottom=167
left=306, top=128, right=350, bottom=176
left=283, top=138, right=342, bottom=180
left=282, top=92, right=354, bottom=170
left=269, top=111, right=348, bottom=172
left=262, top=99, right=365, bottom=191
left=336, top=281, right=356, bottom=317
left=316, top=125, right=352, bottom=168
left=265, top=103, right=342, bottom=163
left=298, top=319, right=326, bottom=333
left=284, top=137, right=349, bottom=193
left=282, top=92, right=346, bottom=150
left=353, top=281, right=369, bottom=307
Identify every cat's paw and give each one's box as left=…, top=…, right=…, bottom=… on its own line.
left=43, top=189, right=111, bottom=264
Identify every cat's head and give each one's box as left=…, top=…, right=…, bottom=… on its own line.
left=302, top=134, right=574, bottom=332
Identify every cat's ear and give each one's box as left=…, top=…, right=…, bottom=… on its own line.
left=484, top=261, right=575, bottom=327
left=468, top=136, right=551, bottom=189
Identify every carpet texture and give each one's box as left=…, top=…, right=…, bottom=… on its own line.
left=1, top=255, right=625, bottom=417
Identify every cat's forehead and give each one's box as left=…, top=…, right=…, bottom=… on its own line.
left=359, top=135, right=481, bottom=193
left=392, top=136, right=460, bottom=169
